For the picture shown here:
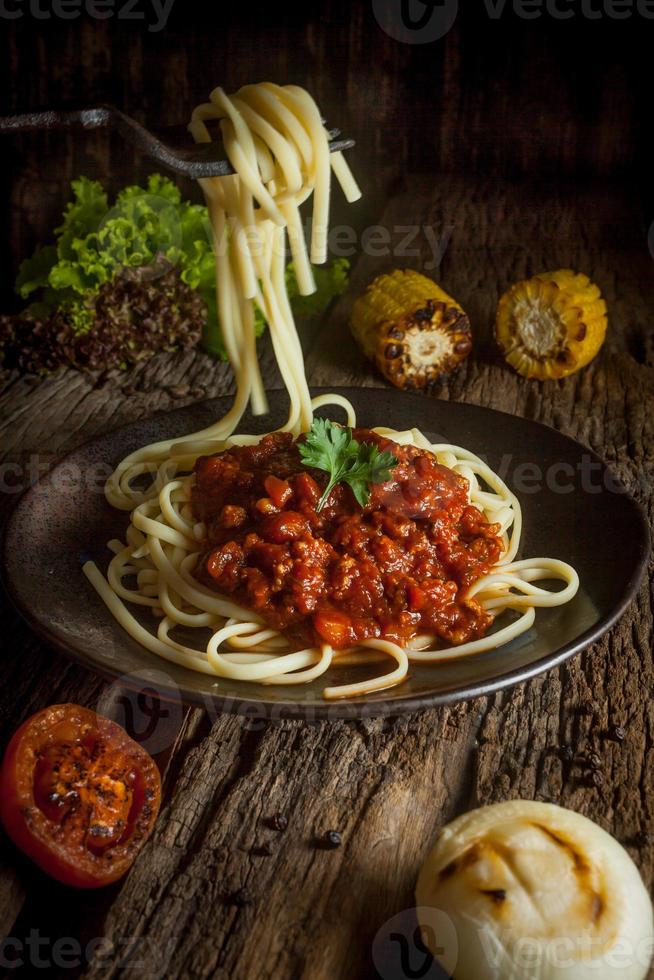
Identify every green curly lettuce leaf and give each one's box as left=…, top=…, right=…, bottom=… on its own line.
left=286, top=258, right=350, bottom=317
left=55, top=177, right=109, bottom=261
left=117, top=173, right=182, bottom=206
left=16, top=245, right=59, bottom=299
left=13, top=175, right=351, bottom=362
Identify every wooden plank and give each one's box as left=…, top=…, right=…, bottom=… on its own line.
left=0, top=174, right=652, bottom=978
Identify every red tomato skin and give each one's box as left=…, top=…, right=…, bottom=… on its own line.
left=0, top=704, right=161, bottom=889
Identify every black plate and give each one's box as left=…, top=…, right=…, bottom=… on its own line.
left=2, top=388, right=649, bottom=719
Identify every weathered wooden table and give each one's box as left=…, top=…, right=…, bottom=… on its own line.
left=1, top=175, right=652, bottom=979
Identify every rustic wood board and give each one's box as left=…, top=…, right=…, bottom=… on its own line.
left=0, top=174, right=653, bottom=979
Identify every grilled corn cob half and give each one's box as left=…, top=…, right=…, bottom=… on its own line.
left=350, top=269, right=472, bottom=389
left=495, top=270, right=608, bottom=380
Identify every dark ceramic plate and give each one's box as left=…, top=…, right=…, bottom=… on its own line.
left=2, top=388, right=649, bottom=719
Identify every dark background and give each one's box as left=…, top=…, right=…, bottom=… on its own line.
left=1, top=0, right=651, bottom=311
left=1, top=6, right=653, bottom=977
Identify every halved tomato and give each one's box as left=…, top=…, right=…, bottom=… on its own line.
left=0, top=703, right=161, bottom=888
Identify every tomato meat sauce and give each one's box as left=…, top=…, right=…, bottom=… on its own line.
left=192, top=429, right=503, bottom=650
left=0, top=704, right=161, bottom=888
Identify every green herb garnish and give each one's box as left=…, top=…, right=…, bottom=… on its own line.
left=299, top=419, right=398, bottom=512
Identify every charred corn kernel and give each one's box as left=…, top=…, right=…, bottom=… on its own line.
left=350, top=269, right=472, bottom=390
left=495, top=270, right=608, bottom=380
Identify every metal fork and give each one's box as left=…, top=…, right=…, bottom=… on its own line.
left=0, top=104, right=355, bottom=179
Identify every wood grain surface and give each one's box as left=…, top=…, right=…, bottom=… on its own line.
left=0, top=173, right=653, bottom=979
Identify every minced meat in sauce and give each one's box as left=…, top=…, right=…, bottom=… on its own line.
left=192, top=429, right=502, bottom=650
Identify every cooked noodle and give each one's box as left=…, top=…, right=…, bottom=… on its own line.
left=83, top=83, right=578, bottom=700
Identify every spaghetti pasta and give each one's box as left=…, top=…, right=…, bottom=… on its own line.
left=84, top=83, right=579, bottom=700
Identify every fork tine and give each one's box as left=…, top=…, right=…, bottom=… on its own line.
left=178, top=136, right=355, bottom=179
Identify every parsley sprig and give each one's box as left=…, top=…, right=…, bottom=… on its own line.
left=299, top=418, right=398, bottom=512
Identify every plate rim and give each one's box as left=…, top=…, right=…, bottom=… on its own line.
left=2, top=388, right=650, bottom=719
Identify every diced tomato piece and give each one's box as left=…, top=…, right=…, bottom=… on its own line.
left=264, top=475, right=293, bottom=509
left=260, top=511, right=309, bottom=544
left=313, top=609, right=356, bottom=648
left=293, top=471, right=321, bottom=507
left=206, top=542, right=245, bottom=588
left=407, top=584, right=426, bottom=611
left=255, top=497, right=279, bottom=515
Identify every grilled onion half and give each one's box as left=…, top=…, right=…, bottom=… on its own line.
left=416, top=800, right=653, bottom=980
